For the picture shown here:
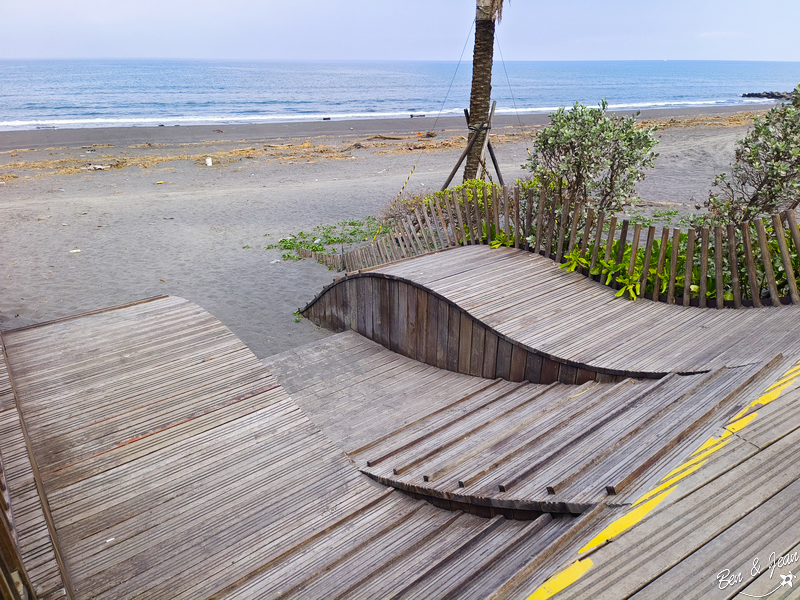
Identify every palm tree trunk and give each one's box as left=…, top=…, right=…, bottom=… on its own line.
left=463, top=1, right=496, bottom=182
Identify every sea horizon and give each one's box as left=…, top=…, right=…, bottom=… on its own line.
left=1, top=59, right=799, bottom=132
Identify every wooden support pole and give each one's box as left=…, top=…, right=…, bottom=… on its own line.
left=513, top=186, right=520, bottom=248
left=589, top=212, right=605, bottom=276
left=555, top=198, right=571, bottom=262
left=667, top=228, right=680, bottom=305
left=503, top=186, right=511, bottom=239
left=682, top=228, right=696, bottom=307
left=492, top=186, right=500, bottom=242
left=654, top=227, right=669, bottom=302
left=640, top=225, right=656, bottom=296
left=627, top=223, right=642, bottom=277
left=755, top=218, right=781, bottom=306
left=545, top=191, right=557, bottom=258
left=580, top=208, right=594, bottom=259
left=535, top=188, right=545, bottom=254
left=714, top=226, right=725, bottom=308
left=567, top=202, right=581, bottom=255
left=741, top=222, right=761, bottom=307
left=525, top=188, right=534, bottom=250
left=727, top=224, right=741, bottom=308
left=699, top=227, right=709, bottom=308
left=772, top=213, right=800, bottom=303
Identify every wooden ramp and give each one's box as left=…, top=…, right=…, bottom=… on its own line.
left=265, top=332, right=785, bottom=516
left=267, top=331, right=800, bottom=599
left=302, top=245, right=800, bottom=381
left=535, top=356, right=800, bottom=599
left=1, top=296, right=629, bottom=599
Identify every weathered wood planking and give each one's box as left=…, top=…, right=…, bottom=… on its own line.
left=303, top=262, right=625, bottom=384
left=266, top=332, right=779, bottom=523
left=0, top=337, right=65, bottom=600
left=302, top=245, right=800, bottom=379
left=2, top=296, right=606, bottom=600
left=540, top=357, right=800, bottom=600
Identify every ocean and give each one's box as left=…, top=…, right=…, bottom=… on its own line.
left=1, top=59, right=799, bottom=131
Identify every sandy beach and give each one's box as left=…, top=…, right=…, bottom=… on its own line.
left=0, top=106, right=770, bottom=358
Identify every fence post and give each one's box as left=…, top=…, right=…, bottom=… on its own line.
left=755, top=218, right=781, bottom=306
left=682, top=228, right=696, bottom=307
left=772, top=214, right=800, bottom=304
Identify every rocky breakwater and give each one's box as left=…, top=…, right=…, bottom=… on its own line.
left=742, top=91, right=795, bottom=100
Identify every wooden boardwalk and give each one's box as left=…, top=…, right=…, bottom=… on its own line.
left=302, top=245, right=800, bottom=381
left=1, top=295, right=638, bottom=599
left=0, top=336, right=65, bottom=600
left=265, top=332, right=785, bottom=515
left=535, top=356, right=800, bottom=599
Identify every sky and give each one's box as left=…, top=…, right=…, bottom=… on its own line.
left=1, top=0, right=799, bottom=62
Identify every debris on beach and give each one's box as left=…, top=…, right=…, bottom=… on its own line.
left=205, top=157, right=213, bottom=166
left=84, top=164, right=111, bottom=171
left=637, top=112, right=759, bottom=130
left=69, top=249, right=80, bottom=253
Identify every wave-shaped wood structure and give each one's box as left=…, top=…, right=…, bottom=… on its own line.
left=302, top=245, right=800, bottom=382
left=270, top=325, right=800, bottom=599
left=4, top=228, right=800, bottom=598
left=0, top=295, right=629, bottom=599
left=264, top=332, right=781, bottom=515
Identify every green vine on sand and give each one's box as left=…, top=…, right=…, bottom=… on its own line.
left=264, top=216, right=381, bottom=260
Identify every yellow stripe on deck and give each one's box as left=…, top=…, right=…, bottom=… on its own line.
left=526, top=559, right=594, bottom=600
left=525, top=358, right=800, bottom=599
left=580, top=490, right=674, bottom=553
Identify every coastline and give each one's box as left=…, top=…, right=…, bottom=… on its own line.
left=0, top=104, right=775, bottom=152
left=0, top=104, right=772, bottom=358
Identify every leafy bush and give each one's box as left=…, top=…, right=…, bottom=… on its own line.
left=522, top=100, right=659, bottom=212
left=700, top=84, right=800, bottom=226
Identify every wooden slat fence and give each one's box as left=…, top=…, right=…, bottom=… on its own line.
left=314, top=186, right=800, bottom=308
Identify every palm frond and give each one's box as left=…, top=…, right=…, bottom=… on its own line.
left=491, top=0, right=504, bottom=22
left=477, top=0, right=506, bottom=22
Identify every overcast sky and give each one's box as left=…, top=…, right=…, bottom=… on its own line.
left=2, top=0, right=799, bottom=62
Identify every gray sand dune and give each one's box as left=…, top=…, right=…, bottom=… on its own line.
left=0, top=109, right=758, bottom=357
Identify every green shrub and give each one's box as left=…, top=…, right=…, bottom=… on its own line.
left=522, top=100, right=659, bottom=212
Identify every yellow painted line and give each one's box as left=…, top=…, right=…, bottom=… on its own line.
left=669, top=439, right=728, bottom=477
left=580, top=489, right=675, bottom=553
left=764, top=364, right=800, bottom=391
left=525, top=358, right=800, bottom=598
left=631, top=461, right=707, bottom=508
left=526, top=559, right=594, bottom=600
left=689, top=431, right=732, bottom=458
left=732, top=379, right=798, bottom=421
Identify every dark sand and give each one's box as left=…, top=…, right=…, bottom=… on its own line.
left=0, top=106, right=769, bottom=358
